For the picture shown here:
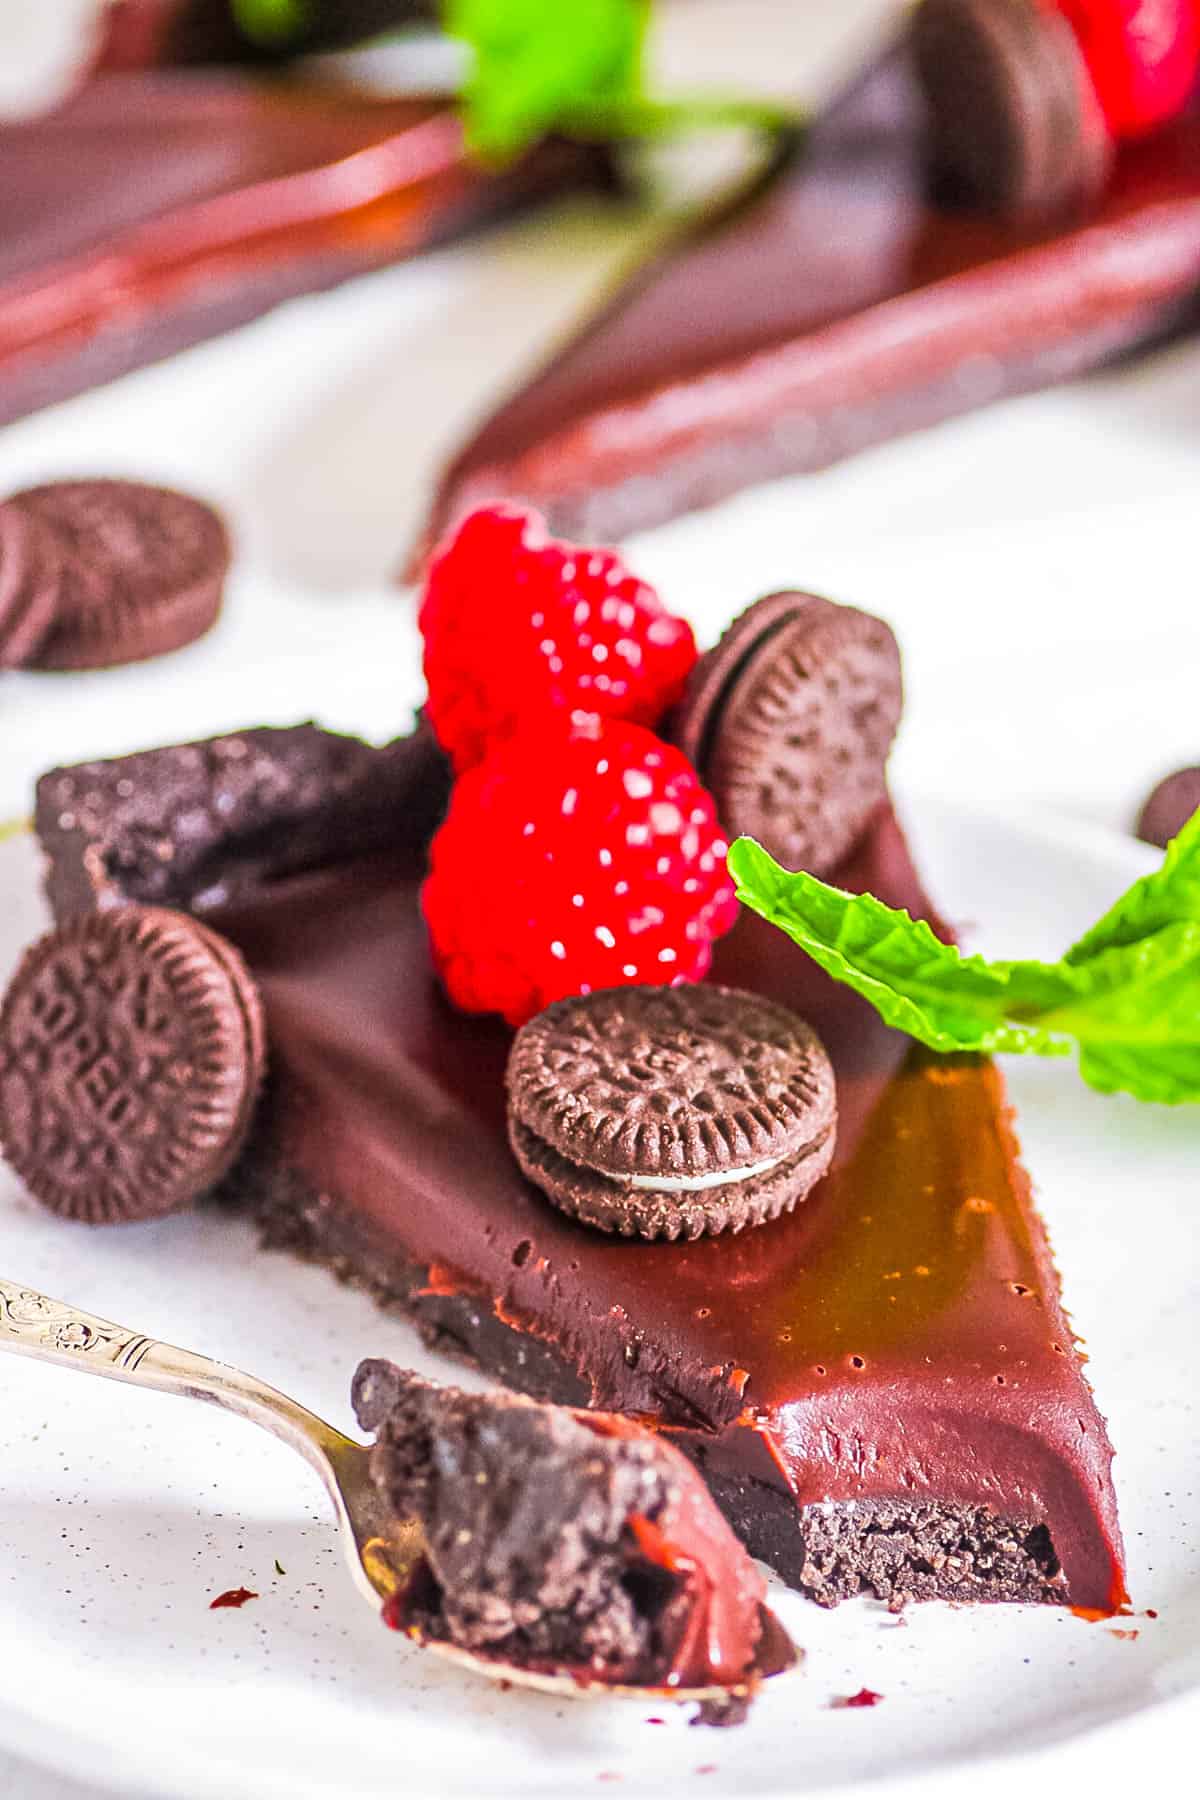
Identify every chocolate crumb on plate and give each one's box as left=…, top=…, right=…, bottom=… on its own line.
left=0, top=905, right=264, bottom=1223
left=507, top=983, right=836, bottom=1242
left=670, top=593, right=902, bottom=878
left=12, top=478, right=231, bottom=670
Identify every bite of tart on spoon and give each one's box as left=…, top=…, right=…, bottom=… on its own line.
left=0, top=1276, right=796, bottom=1719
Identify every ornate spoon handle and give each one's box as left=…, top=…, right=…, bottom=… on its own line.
left=0, top=1275, right=347, bottom=1472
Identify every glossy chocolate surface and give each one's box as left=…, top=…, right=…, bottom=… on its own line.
left=590, top=1415, right=774, bottom=1692
left=421, top=48, right=1200, bottom=550
left=212, top=800, right=1125, bottom=1613
left=0, top=74, right=610, bottom=426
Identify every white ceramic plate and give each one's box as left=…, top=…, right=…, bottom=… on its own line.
left=0, top=795, right=1197, bottom=1800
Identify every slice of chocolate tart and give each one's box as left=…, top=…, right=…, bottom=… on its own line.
left=0, top=73, right=612, bottom=428
left=32, top=723, right=1126, bottom=1614
left=417, top=42, right=1200, bottom=554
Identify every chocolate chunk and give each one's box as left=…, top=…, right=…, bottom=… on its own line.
left=670, top=593, right=902, bottom=878
left=0, top=906, right=264, bottom=1224
left=352, top=1361, right=788, bottom=1699
left=506, top=984, right=836, bottom=1241
left=912, top=0, right=1113, bottom=224
left=12, top=479, right=230, bottom=670
left=0, top=500, right=61, bottom=670
left=35, top=722, right=451, bottom=921
left=1136, top=766, right=1200, bottom=848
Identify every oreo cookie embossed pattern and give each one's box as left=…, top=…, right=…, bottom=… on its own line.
left=507, top=985, right=837, bottom=1241
left=11, top=479, right=230, bottom=670
left=670, top=594, right=903, bottom=879
left=0, top=906, right=264, bottom=1223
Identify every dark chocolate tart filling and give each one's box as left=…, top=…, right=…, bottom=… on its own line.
left=34, top=725, right=1126, bottom=1613
left=418, top=46, right=1200, bottom=554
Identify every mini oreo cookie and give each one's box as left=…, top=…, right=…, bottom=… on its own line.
left=12, top=479, right=231, bottom=670
left=0, top=500, right=61, bottom=669
left=912, top=0, right=1112, bottom=225
left=671, top=592, right=902, bottom=879
left=506, top=984, right=836, bottom=1241
left=0, top=906, right=264, bottom=1224
left=1137, top=767, right=1200, bottom=849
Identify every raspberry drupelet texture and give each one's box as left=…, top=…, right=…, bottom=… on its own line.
left=419, top=505, right=697, bottom=774
left=1055, top=0, right=1199, bottom=135
left=422, top=718, right=738, bottom=1026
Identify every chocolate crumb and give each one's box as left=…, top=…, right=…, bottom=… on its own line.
left=693, top=1695, right=751, bottom=1728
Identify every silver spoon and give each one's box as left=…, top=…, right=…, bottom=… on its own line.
left=0, top=1275, right=794, bottom=1707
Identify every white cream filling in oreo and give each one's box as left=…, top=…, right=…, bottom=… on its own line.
left=625, top=1154, right=786, bottom=1194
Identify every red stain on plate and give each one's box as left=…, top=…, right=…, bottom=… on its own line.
left=832, top=1687, right=884, bottom=1709
left=209, top=1587, right=258, bottom=1610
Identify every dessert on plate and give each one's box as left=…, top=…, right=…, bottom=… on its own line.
left=10, top=0, right=1178, bottom=1695
left=11, top=504, right=1127, bottom=1623
left=0, top=67, right=610, bottom=428
left=418, top=0, right=1200, bottom=552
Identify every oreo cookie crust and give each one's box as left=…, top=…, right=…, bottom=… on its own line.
left=13, top=479, right=230, bottom=670
left=0, top=906, right=265, bottom=1224
left=507, top=984, right=836, bottom=1241
left=672, top=593, right=903, bottom=879
left=35, top=722, right=451, bottom=921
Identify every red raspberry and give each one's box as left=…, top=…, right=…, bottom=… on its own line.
left=422, top=718, right=738, bottom=1026
left=1055, top=0, right=1199, bottom=135
left=419, top=504, right=697, bottom=773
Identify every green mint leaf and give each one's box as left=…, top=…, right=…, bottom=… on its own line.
left=1065, top=806, right=1200, bottom=963
left=728, top=836, right=1200, bottom=1105
left=446, top=0, right=649, bottom=159
left=1045, top=923, right=1200, bottom=1103
left=231, top=0, right=313, bottom=46
left=1081, top=1034, right=1200, bottom=1105
left=726, top=837, right=1069, bottom=1057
